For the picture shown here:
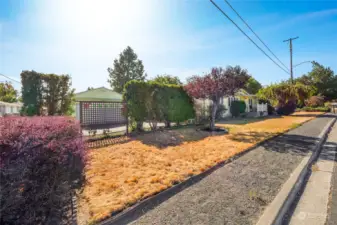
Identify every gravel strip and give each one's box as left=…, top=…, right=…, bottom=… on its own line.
left=130, top=115, right=333, bottom=225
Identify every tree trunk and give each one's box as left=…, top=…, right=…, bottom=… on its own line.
left=210, top=100, right=218, bottom=131
left=136, top=121, right=143, bottom=132
left=165, top=120, right=171, bottom=128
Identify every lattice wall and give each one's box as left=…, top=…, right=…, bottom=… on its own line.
left=79, top=101, right=127, bottom=129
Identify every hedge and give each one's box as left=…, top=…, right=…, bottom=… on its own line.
left=230, top=100, right=246, bottom=117
left=124, top=81, right=195, bottom=130
left=0, top=116, right=86, bottom=225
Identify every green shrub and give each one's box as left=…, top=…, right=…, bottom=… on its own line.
left=123, top=81, right=149, bottom=131
left=230, top=100, right=246, bottom=117
left=124, top=81, right=195, bottom=130
left=299, top=106, right=330, bottom=112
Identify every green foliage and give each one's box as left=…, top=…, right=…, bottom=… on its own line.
left=299, top=106, right=330, bottom=112
left=124, top=81, right=194, bottom=131
left=295, top=61, right=337, bottom=100
left=230, top=100, right=246, bottom=117
left=0, top=82, right=18, bottom=103
left=166, top=86, right=195, bottom=123
left=108, top=46, right=147, bottom=93
left=123, top=81, right=149, bottom=128
left=21, top=71, right=74, bottom=116
left=21, top=70, right=43, bottom=115
left=245, top=77, right=262, bottom=94
left=152, top=74, right=182, bottom=85
left=257, top=82, right=312, bottom=108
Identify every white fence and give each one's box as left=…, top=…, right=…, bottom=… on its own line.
left=257, top=103, right=268, bottom=116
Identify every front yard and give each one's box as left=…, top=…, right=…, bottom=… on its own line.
left=78, top=112, right=323, bottom=224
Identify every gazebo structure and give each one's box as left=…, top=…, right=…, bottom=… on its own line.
left=74, top=87, right=127, bottom=131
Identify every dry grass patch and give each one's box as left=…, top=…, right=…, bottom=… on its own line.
left=78, top=112, right=323, bottom=224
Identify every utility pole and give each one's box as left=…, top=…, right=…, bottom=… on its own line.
left=283, top=37, right=299, bottom=84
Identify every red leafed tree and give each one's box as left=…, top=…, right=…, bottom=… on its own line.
left=185, top=66, right=250, bottom=130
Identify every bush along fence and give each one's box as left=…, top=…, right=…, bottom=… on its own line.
left=123, top=80, right=195, bottom=131
left=0, top=116, right=86, bottom=225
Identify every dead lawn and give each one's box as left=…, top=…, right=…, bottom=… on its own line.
left=78, top=112, right=323, bottom=224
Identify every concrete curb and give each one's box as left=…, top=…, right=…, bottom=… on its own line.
left=95, top=115, right=326, bottom=225
left=258, top=116, right=337, bottom=225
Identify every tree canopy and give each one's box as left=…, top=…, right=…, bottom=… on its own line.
left=107, top=46, right=147, bottom=93
left=295, top=61, right=337, bottom=99
left=257, top=81, right=312, bottom=108
left=185, top=66, right=250, bottom=130
left=152, top=74, right=182, bottom=85
left=245, top=77, right=262, bottom=94
left=21, top=71, right=74, bottom=116
left=0, top=82, right=18, bottom=103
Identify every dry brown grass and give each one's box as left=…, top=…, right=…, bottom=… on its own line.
left=78, top=112, right=323, bottom=224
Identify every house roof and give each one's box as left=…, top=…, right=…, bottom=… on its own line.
left=236, top=89, right=256, bottom=97
left=74, top=87, right=123, bottom=102
left=0, top=101, right=23, bottom=107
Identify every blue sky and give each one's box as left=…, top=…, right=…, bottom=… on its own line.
left=1, top=0, right=336, bottom=92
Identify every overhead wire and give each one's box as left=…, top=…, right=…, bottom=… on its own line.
left=209, top=0, right=290, bottom=75
left=0, top=73, right=20, bottom=83
left=223, top=0, right=290, bottom=72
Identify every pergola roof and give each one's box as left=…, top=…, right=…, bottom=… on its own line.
left=74, top=87, right=123, bottom=102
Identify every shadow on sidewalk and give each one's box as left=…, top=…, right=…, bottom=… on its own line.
left=262, top=134, right=320, bottom=156
left=320, top=142, right=337, bottom=162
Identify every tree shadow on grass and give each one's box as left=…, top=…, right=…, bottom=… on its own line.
left=216, top=116, right=279, bottom=126
left=228, top=131, right=275, bottom=143
left=133, top=127, right=225, bottom=149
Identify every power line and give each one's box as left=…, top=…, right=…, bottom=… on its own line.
left=223, top=0, right=290, bottom=72
left=209, top=0, right=290, bottom=75
left=0, top=73, right=20, bottom=83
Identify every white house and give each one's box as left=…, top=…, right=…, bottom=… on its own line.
left=0, top=101, right=23, bottom=116
left=194, top=89, right=267, bottom=120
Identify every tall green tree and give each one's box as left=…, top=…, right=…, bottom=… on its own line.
left=295, top=61, right=337, bottom=99
left=257, top=82, right=312, bottom=107
left=0, top=82, right=18, bottom=103
left=245, top=77, right=262, bottom=94
left=21, top=71, right=74, bottom=116
left=21, top=70, right=43, bottom=115
left=107, top=46, right=147, bottom=93
left=152, top=74, right=182, bottom=85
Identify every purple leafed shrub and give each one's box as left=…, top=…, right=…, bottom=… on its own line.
left=0, top=116, right=86, bottom=225
left=276, top=101, right=297, bottom=115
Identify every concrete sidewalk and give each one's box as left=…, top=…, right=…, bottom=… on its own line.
left=128, top=115, right=333, bottom=225
left=290, top=119, right=337, bottom=225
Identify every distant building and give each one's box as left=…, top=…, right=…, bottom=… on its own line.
left=0, top=101, right=23, bottom=116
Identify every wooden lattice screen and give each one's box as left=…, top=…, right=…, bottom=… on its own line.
left=79, top=101, right=127, bottom=129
